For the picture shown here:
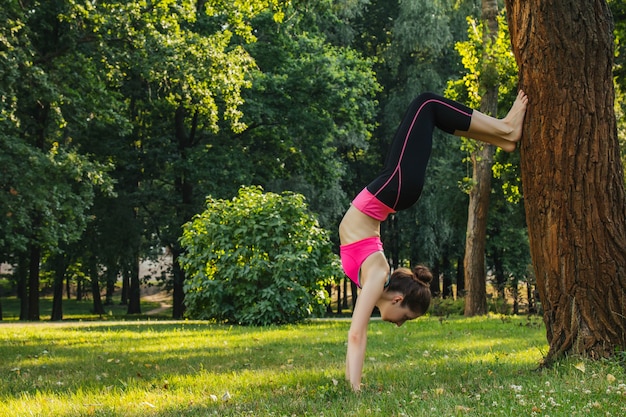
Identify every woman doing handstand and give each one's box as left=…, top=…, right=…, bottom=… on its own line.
left=340, top=90, right=528, bottom=391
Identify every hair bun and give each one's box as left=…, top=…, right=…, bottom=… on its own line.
left=412, top=265, right=433, bottom=285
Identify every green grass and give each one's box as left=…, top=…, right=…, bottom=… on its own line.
left=0, top=296, right=167, bottom=321
left=0, top=315, right=624, bottom=416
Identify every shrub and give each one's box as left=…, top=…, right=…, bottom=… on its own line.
left=179, top=186, right=342, bottom=325
left=429, top=297, right=465, bottom=316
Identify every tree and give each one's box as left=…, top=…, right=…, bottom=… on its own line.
left=463, top=0, right=500, bottom=316
left=506, top=0, right=626, bottom=359
left=446, top=8, right=522, bottom=310
left=1, top=0, right=119, bottom=320
left=179, top=186, right=341, bottom=325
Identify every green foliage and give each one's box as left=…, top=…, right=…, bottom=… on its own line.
left=179, top=186, right=342, bottom=325
left=447, top=13, right=519, bottom=108
left=0, top=0, right=119, bottom=261
left=440, top=10, right=531, bottom=288
left=446, top=12, right=519, bottom=155
left=430, top=296, right=465, bottom=316
left=0, top=136, right=112, bottom=254
left=608, top=0, right=626, bottom=186
left=231, top=7, right=381, bottom=226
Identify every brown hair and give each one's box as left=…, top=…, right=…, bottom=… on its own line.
left=385, top=265, right=432, bottom=316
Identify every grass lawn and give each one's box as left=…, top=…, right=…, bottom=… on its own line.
left=0, top=295, right=169, bottom=321
left=0, top=314, right=624, bottom=417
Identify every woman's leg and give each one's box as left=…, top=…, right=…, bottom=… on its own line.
left=454, top=90, right=528, bottom=152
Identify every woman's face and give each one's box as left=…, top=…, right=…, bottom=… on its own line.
left=380, top=301, right=419, bottom=327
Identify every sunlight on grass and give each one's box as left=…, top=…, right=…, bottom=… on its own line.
left=1, top=316, right=624, bottom=416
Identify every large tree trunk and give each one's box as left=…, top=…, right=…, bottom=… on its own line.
left=464, top=0, right=499, bottom=316
left=506, top=0, right=626, bottom=360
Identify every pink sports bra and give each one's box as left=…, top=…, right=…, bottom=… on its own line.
left=339, top=236, right=384, bottom=288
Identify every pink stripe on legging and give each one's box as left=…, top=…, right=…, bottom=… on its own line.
left=373, top=99, right=472, bottom=209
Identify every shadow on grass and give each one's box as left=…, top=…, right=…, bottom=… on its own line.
left=1, top=317, right=546, bottom=397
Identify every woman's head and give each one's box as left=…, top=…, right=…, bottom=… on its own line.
left=386, top=265, right=433, bottom=316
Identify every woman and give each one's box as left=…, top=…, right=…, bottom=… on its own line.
left=340, top=90, right=528, bottom=391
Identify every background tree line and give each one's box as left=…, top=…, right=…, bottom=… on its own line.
left=1, top=0, right=625, bottom=331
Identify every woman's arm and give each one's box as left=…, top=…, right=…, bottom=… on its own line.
left=345, top=252, right=389, bottom=391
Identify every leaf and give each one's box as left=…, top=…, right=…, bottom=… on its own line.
left=574, top=362, right=586, bottom=373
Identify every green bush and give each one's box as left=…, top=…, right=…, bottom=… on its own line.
left=429, top=297, right=465, bottom=316
left=179, top=186, right=342, bottom=325
left=430, top=296, right=514, bottom=316
left=488, top=296, right=512, bottom=315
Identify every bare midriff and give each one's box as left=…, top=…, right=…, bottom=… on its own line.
left=339, top=205, right=381, bottom=246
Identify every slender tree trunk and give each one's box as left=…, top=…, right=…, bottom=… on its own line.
left=27, top=244, right=41, bottom=321
left=506, top=0, right=626, bottom=360
left=76, top=277, right=83, bottom=301
left=492, top=251, right=507, bottom=298
left=441, top=255, right=452, bottom=298
left=51, top=254, right=67, bottom=321
left=126, top=255, right=141, bottom=314
left=120, top=267, right=129, bottom=305
left=17, top=252, right=29, bottom=320
left=511, top=277, right=520, bottom=315
left=105, top=266, right=117, bottom=305
left=171, top=105, right=199, bottom=319
left=89, top=257, right=105, bottom=316
left=335, top=281, right=342, bottom=315
left=455, top=255, right=465, bottom=297
left=65, top=272, right=71, bottom=299
left=171, top=247, right=185, bottom=319
left=464, top=0, right=499, bottom=316
left=430, top=261, right=441, bottom=298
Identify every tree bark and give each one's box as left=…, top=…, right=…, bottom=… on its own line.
left=171, top=247, right=185, bottom=319
left=51, top=254, right=67, bottom=321
left=120, top=268, right=129, bottom=305
left=17, top=252, right=29, bottom=320
left=104, top=266, right=117, bottom=305
left=442, top=258, right=453, bottom=299
left=27, top=244, right=41, bottom=321
left=89, top=256, right=105, bottom=316
left=506, top=0, right=626, bottom=360
left=456, top=255, right=465, bottom=296
left=464, top=0, right=499, bottom=316
left=126, top=255, right=142, bottom=314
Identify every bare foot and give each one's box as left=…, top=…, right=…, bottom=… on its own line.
left=502, top=90, right=528, bottom=143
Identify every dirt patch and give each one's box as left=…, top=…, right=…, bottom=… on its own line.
left=142, top=287, right=173, bottom=315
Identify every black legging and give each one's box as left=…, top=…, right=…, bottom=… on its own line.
left=366, top=93, right=473, bottom=211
